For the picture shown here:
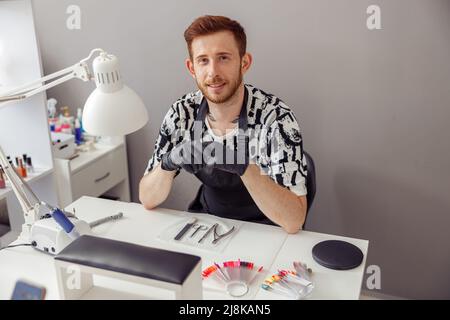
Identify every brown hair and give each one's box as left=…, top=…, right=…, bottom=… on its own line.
left=184, top=15, right=247, bottom=60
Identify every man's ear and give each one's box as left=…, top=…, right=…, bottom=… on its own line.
left=241, top=53, right=253, bottom=75
left=185, top=58, right=196, bottom=78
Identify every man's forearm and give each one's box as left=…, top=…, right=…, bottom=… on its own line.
left=139, top=163, right=176, bottom=209
left=241, top=164, right=307, bottom=233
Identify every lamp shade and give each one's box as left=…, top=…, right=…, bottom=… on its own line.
left=82, top=52, right=148, bottom=136
left=83, top=85, right=148, bottom=136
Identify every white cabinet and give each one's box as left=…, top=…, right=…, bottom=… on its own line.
left=54, top=139, right=130, bottom=208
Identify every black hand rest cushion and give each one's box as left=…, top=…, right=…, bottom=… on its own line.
left=312, top=240, right=364, bottom=270
left=55, top=235, right=201, bottom=285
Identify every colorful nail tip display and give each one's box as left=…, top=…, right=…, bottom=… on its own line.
left=202, top=260, right=264, bottom=298
left=261, top=261, right=314, bottom=300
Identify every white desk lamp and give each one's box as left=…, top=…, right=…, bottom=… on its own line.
left=0, top=48, right=148, bottom=135
left=0, top=48, right=148, bottom=252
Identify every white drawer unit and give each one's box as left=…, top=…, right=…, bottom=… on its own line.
left=54, top=139, right=131, bottom=208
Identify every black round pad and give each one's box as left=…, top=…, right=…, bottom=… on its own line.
left=312, top=240, right=364, bottom=270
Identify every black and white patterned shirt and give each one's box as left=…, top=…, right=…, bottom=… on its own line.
left=145, top=84, right=307, bottom=196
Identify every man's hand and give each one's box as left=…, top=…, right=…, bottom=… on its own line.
left=160, top=138, right=252, bottom=176
left=204, top=138, right=250, bottom=176
left=160, top=140, right=210, bottom=174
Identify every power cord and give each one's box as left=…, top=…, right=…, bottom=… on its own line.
left=0, top=243, right=32, bottom=251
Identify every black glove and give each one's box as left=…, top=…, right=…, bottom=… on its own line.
left=205, top=138, right=250, bottom=176
left=160, top=140, right=210, bottom=174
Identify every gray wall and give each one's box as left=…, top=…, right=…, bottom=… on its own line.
left=30, top=0, right=450, bottom=299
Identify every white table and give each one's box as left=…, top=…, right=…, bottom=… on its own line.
left=0, top=196, right=369, bottom=300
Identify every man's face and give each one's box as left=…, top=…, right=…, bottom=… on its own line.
left=186, top=31, right=251, bottom=104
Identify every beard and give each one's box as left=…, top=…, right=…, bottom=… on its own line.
left=197, top=68, right=243, bottom=104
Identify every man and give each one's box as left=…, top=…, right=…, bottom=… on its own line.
left=139, top=15, right=308, bottom=233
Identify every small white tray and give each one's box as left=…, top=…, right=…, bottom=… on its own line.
left=157, top=214, right=240, bottom=253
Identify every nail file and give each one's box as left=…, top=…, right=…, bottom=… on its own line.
left=174, top=218, right=197, bottom=240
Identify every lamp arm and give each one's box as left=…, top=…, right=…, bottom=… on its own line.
left=0, top=48, right=105, bottom=103
left=21, top=72, right=79, bottom=99
left=80, top=48, right=105, bottom=63
left=0, top=63, right=90, bottom=103
left=1, top=65, right=80, bottom=97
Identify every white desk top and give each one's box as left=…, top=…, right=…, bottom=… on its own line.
left=0, top=196, right=368, bottom=300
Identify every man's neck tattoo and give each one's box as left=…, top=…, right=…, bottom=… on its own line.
left=207, top=111, right=239, bottom=124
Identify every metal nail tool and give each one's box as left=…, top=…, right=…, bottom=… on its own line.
left=190, top=224, right=208, bottom=238
left=89, top=212, right=124, bottom=228
left=198, top=223, right=218, bottom=243
left=174, top=217, right=197, bottom=240
left=212, top=225, right=235, bottom=244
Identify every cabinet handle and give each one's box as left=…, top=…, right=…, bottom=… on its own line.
left=94, top=172, right=110, bottom=183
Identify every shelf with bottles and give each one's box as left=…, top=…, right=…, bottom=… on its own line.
left=47, top=98, right=85, bottom=146
left=0, top=167, right=54, bottom=200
